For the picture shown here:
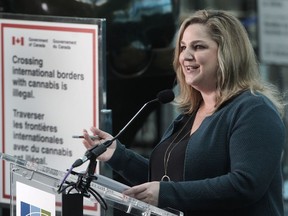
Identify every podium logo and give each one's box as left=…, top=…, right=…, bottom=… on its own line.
left=12, top=36, right=24, bottom=46
left=20, top=201, right=51, bottom=216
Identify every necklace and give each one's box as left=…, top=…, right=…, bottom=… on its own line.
left=161, top=115, right=193, bottom=181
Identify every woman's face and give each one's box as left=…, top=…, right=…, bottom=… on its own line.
left=179, top=24, right=219, bottom=93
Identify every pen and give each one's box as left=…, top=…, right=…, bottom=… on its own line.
left=72, top=135, right=99, bottom=140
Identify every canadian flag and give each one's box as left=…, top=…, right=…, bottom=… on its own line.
left=12, top=36, right=24, bottom=45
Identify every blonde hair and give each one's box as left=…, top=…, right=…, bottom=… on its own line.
left=173, top=9, right=284, bottom=116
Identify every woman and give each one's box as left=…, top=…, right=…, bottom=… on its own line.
left=82, top=9, right=286, bottom=215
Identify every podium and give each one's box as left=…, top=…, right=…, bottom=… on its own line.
left=1, top=152, right=183, bottom=216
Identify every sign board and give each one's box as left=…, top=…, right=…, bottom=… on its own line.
left=16, top=182, right=56, bottom=216
left=258, top=0, right=288, bottom=65
left=0, top=13, right=106, bottom=215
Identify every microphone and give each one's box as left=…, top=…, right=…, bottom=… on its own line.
left=156, top=89, right=175, bottom=104
left=72, top=89, right=175, bottom=168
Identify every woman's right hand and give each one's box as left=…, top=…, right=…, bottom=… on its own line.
left=82, top=127, right=117, bottom=162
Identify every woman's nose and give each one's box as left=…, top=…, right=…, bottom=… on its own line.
left=183, top=49, right=194, bottom=60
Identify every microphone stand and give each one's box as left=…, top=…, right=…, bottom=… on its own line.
left=60, top=155, right=108, bottom=212
left=84, top=154, right=97, bottom=193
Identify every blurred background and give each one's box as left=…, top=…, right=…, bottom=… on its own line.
left=0, top=0, right=288, bottom=215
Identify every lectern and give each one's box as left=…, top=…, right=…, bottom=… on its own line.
left=1, top=152, right=183, bottom=216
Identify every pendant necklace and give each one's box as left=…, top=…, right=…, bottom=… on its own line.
left=161, top=115, right=193, bottom=182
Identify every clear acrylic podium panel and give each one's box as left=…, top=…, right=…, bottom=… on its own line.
left=10, top=163, right=63, bottom=216
left=3, top=153, right=182, bottom=216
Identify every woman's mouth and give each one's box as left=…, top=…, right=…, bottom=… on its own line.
left=185, top=65, right=199, bottom=72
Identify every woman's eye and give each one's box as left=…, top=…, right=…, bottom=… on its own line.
left=194, top=45, right=204, bottom=50
left=180, top=45, right=186, bottom=52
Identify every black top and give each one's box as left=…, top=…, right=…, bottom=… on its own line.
left=150, top=114, right=194, bottom=182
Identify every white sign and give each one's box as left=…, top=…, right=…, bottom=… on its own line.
left=16, top=181, right=55, bottom=216
left=0, top=15, right=105, bottom=215
left=258, top=0, right=288, bottom=65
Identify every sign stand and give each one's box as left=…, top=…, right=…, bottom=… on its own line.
left=0, top=14, right=107, bottom=215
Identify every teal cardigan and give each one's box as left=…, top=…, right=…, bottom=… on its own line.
left=107, top=91, right=285, bottom=216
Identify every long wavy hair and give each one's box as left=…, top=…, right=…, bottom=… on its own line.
left=173, top=9, right=284, bottom=116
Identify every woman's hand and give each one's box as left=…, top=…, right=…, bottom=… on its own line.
left=82, top=127, right=117, bottom=162
left=123, top=181, right=160, bottom=206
